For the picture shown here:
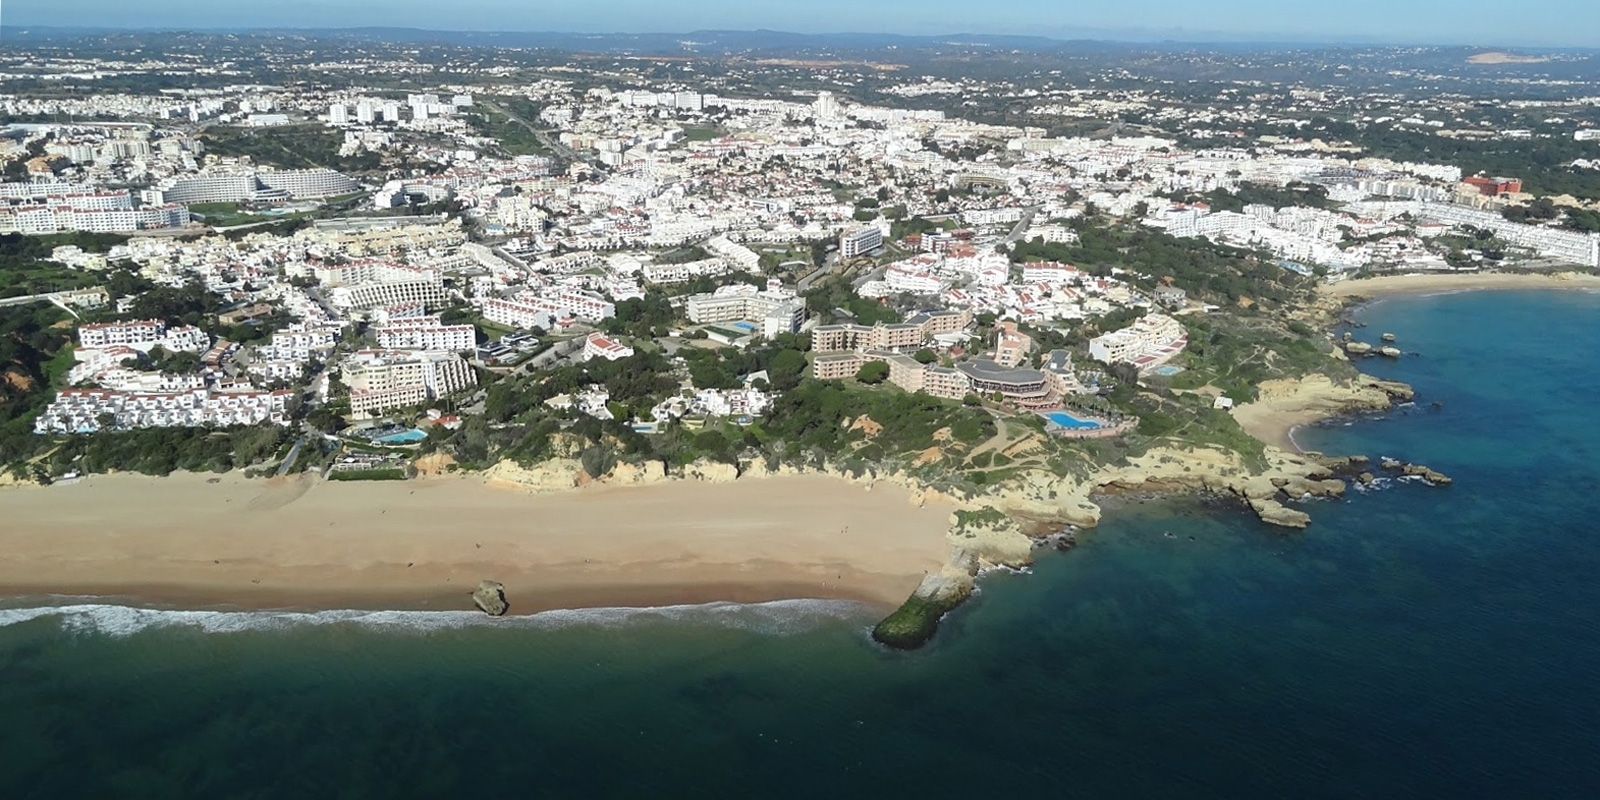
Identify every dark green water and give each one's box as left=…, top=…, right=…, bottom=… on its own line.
left=4, top=288, right=1599, bottom=798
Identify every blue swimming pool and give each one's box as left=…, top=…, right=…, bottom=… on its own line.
left=374, top=429, right=428, bottom=444
left=1152, top=365, right=1184, bottom=376
left=730, top=321, right=756, bottom=332
left=1041, top=411, right=1104, bottom=430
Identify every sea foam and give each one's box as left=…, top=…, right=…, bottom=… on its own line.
left=0, top=598, right=875, bottom=638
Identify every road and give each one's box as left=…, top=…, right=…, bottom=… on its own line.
left=796, top=251, right=841, bottom=294
left=482, top=100, right=584, bottom=164
left=275, top=437, right=306, bottom=477
left=1005, top=205, right=1044, bottom=244
left=0, top=289, right=94, bottom=318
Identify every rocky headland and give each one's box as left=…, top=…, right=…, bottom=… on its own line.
left=478, top=369, right=1430, bottom=649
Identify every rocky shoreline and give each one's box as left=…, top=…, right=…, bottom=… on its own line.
left=476, top=368, right=1446, bottom=644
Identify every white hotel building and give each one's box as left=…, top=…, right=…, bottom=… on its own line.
left=327, top=275, right=448, bottom=313
left=480, top=297, right=559, bottom=332
left=342, top=349, right=478, bottom=417
left=684, top=283, right=805, bottom=338
left=159, top=169, right=360, bottom=204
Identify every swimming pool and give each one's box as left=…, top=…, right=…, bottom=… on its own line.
left=373, top=429, right=428, bottom=444
left=1041, top=410, right=1105, bottom=430
left=730, top=321, right=756, bottom=332
left=1151, top=365, right=1184, bottom=376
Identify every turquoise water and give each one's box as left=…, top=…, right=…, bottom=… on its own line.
left=374, top=428, right=427, bottom=444
left=1043, top=409, right=1104, bottom=429
left=4, top=288, right=1600, bottom=798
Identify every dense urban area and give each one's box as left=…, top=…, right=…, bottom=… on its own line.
left=3, top=29, right=1598, bottom=490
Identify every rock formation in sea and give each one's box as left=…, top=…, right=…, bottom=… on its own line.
left=1380, top=458, right=1453, bottom=485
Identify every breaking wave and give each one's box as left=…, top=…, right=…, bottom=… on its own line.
left=0, top=598, right=876, bottom=638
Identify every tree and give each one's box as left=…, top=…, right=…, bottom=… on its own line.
left=855, top=361, right=889, bottom=384
left=692, top=429, right=729, bottom=456
left=913, top=348, right=938, bottom=364
left=767, top=349, right=808, bottom=392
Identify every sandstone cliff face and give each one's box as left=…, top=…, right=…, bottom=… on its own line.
left=676, top=461, right=739, bottom=484
left=945, top=511, right=1035, bottom=568
left=602, top=460, right=668, bottom=486
left=483, top=459, right=586, bottom=493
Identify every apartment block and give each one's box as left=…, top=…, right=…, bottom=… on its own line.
left=342, top=350, right=478, bottom=417
left=78, top=320, right=208, bottom=352
left=1088, top=313, right=1188, bottom=371
left=34, top=387, right=292, bottom=433
left=373, top=315, right=477, bottom=352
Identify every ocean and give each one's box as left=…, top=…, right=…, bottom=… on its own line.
left=4, top=288, right=1599, bottom=798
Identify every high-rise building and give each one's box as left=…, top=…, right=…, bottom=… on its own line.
left=814, top=91, right=841, bottom=121
left=356, top=102, right=376, bottom=124
left=328, top=104, right=349, bottom=125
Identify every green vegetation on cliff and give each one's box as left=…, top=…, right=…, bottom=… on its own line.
left=1011, top=217, right=1316, bottom=309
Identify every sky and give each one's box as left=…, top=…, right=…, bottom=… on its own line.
left=4, top=0, right=1600, bottom=48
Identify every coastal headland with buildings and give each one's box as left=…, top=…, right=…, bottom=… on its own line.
left=34, top=279, right=1593, bottom=634
left=7, top=270, right=1599, bottom=646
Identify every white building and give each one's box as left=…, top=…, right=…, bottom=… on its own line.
left=684, top=283, right=805, bottom=337
left=480, top=297, right=559, bottom=331
left=1088, top=314, right=1188, bottom=372
left=34, top=387, right=293, bottom=433
left=78, top=320, right=208, bottom=352
left=160, top=169, right=359, bottom=204
left=1418, top=203, right=1600, bottom=267
left=373, top=315, right=477, bottom=352
left=342, top=349, right=478, bottom=417
left=582, top=332, right=635, bottom=361
left=328, top=275, right=449, bottom=312
left=841, top=226, right=884, bottom=259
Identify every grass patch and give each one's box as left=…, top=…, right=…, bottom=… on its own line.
left=328, top=468, right=409, bottom=481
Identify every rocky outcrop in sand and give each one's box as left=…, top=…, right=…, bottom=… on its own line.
left=472, top=580, right=509, bottom=616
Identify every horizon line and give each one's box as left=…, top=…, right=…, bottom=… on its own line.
left=0, top=23, right=1593, bottom=52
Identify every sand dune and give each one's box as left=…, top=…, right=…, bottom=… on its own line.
left=0, top=472, right=954, bottom=613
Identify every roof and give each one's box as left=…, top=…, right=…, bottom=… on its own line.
left=957, top=358, right=1047, bottom=386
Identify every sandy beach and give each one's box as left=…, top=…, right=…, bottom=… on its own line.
left=0, top=472, right=954, bottom=612
left=1322, top=271, right=1600, bottom=298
